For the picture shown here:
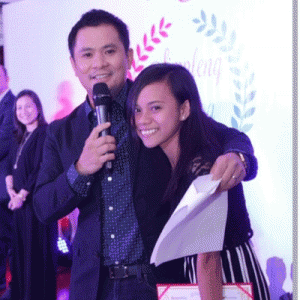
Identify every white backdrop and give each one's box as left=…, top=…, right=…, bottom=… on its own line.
left=3, top=0, right=293, bottom=296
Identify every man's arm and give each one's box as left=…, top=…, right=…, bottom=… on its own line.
left=209, top=118, right=258, bottom=191
left=33, top=125, right=83, bottom=224
left=33, top=122, right=116, bottom=224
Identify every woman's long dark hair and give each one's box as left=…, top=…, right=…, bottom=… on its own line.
left=127, top=63, right=222, bottom=203
left=14, top=90, right=47, bottom=143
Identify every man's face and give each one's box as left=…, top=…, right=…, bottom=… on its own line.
left=0, top=66, right=9, bottom=95
left=70, top=24, right=133, bottom=105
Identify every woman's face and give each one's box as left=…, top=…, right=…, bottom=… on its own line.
left=16, top=95, right=39, bottom=128
left=134, top=80, right=189, bottom=153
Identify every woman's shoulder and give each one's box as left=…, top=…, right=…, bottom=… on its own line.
left=30, top=124, right=48, bottom=144
left=35, top=124, right=48, bottom=135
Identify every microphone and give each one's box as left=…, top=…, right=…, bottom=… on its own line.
left=93, top=82, right=112, bottom=170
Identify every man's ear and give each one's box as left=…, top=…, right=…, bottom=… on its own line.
left=127, top=48, right=134, bottom=70
left=180, top=100, right=191, bottom=121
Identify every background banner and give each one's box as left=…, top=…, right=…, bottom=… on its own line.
left=3, top=0, right=293, bottom=298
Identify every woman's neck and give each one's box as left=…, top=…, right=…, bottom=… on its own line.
left=26, top=121, right=38, bottom=132
left=161, top=143, right=180, bottom=170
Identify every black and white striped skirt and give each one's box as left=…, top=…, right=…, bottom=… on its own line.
left=184, top=241, right=270, bottom=300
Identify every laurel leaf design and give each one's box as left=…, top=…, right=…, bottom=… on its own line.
left=128, top=17, right=171, bottom=80
left=201, top=10, right=206, bottom=22
left=221, top=21, right=227, bottom=36
left=143, top=34, right=148, bottom=47
left=241, top=124, right=253, bottom=132
left=233, top=80, right=242, bottom=90
left=205, top=29, right=216, bottom=37
left=137, top=44, right=141, bottom=57
left=159, top=17, right=165, bottom=30
left=193, top=10, right=256, bottom=132
left=234, top=105, right=241, bottom=118
left=235, top=93, right=242, bottom=103
left=228, top=55, right=240, bottom=63
left=220, top=45, right=229, bottom=52
left=231, top=117, right=239, bottom=129
left=160, top=31, right=168, bottom=37
left=213, top=36, right=224, bottom=43
left=151, top=25, right=155, bottom=37
left=249, top=73, right=255, bottom=85
left=197, top=24, right=206, bottom=32
left=132, top=59, right=136, bottom=69
left=243, top=107, right=256, bottom=118
left=140, top=55, right=149, bottom=61
left=152, top=37, right=161, bottom=43
left=211, top=14, right=217, bottom=28
left=229, top=31, right=236, bottom=46
left=246, top=91, right=256, bottom=103
left=230, top=67, right=241, bottom=76
left=145, top=46, right=154, bottom=51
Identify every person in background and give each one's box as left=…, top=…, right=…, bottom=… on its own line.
left=127, top=63, right=270, bottom=300
left=34, top=9, right=259, bottom=300
left=0, top=64, right=15, bottom=298
left=6, top=90, right=57, bottom=300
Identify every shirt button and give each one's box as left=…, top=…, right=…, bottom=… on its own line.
left=108, top=176, right=112, bottom=182
left=109, top=206, right=113, bottom=211
left=115, top=261, right=119, bottom=265
left=86, top=182, right=91, bottom=186
left=111, top=234, right=115, bottom=239
left=94, top=251, right=101, bottom=258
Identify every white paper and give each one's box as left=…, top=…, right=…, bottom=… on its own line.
left=150, top=174, right=228, bottom=266
left=156, top=283, right=254, bottom=300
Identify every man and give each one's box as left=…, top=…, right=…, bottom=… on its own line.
left=34, top=9, right=257, bottom=300
left=0, top=64, right=15, bottom=296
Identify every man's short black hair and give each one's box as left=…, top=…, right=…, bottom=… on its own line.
left=68, top=9, right=130, bottom=58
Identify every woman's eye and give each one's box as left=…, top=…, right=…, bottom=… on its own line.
left=151, top=106, right=161, bottom=111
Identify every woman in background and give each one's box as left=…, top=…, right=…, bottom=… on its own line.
left=5, top=90, right=57, bottom=300
left=127, top=63, right=270, bottom=300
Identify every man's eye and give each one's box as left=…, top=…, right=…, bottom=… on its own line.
left=82, top=53, right=92, bottom=58
left=105, top=49, right=116, bottom=55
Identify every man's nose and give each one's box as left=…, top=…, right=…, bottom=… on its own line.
left=92, top=52, right=109, bottom=68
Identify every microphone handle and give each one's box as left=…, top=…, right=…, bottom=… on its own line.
left=95, top=105, right=112, bottom=170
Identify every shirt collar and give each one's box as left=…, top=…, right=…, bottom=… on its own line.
left=0, top=89, right=10, bottom=103
left=84, top=81, right=128, bottom=118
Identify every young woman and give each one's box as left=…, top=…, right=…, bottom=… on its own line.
left=127, top=63, right=270, bottom=300
left=5, top=90, right=57, bottom=300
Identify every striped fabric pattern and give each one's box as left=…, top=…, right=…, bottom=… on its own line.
left=184, top=241, right=271, bottom=300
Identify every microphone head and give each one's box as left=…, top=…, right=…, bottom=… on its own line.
left=93, top=83, right=111, bottom=106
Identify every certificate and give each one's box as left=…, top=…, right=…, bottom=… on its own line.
left=156, top=283, right=253, bottom=300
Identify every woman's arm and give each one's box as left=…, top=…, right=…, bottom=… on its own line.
left=5, top=175, right=16, bottom=198
left=197, top=251, right=222, bottom=300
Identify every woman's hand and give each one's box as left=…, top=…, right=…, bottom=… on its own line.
left=8, top=194, right=24, bottom=211
left=7, top=187, right=17, bottom=199
left=18, top=189, right=29, bottom=202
